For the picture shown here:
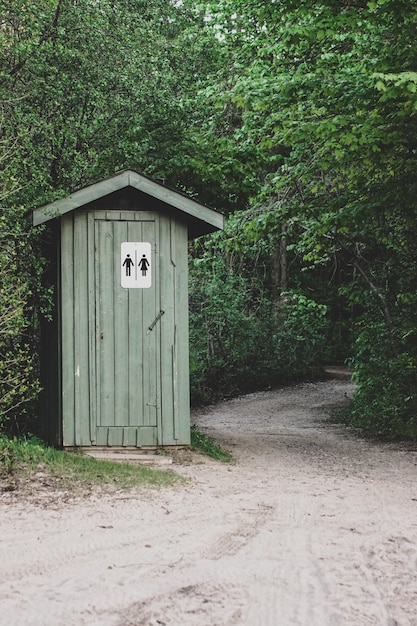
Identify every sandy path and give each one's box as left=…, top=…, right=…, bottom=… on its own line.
left=1, top=378, right=417, bottom=626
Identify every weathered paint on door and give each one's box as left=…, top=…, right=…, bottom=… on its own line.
left=61, top=208, right=190, bottom=447
left=93, top=213, right=160, bottom=446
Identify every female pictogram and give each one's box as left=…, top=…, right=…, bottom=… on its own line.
left=139, top=254, right=150, bottom=276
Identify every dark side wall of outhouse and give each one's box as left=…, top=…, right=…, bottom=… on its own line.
left=33, top=170, right=223, bottom=448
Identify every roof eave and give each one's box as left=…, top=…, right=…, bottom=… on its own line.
left=32, top=170, right=224, bottom=235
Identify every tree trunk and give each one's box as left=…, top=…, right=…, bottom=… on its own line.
left=271, top=222, right=288, bottom=310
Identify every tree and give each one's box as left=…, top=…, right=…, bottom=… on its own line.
left=1, top=0, right=224, bottom=203
left=0, top=0, right=222, bottom=429
left=191, top=0, right=417, bottom=434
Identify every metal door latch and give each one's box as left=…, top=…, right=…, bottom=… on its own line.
left=148, top=310, right=165, bottom=331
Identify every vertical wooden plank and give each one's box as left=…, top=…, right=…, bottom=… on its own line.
left=87, top=213, right=97, bottom=444
left=113, top=220, right=129, bottom=426
left=73, top=212, right=91, bottom=446
left=93, top=219, right=100, bottom=432
left=61, top=215, right=75, bottom=446
left=141, top=427, right=158, bottom=446
left=95, top=428, right=106, bottom=446
left=173, top=220, right=191, bottom=445
left=142, top=217, right=158, bottom=428
left=172, top=339, right=179, bottom=440
left=127, top=220, right=144, bottom=428
left=158, top=214, right=175, bottom=445
left=136, top=428, right=142, bottom=448
left=95, top=219, right=116, bottom=427
left=170, top=220, right=180, bottom=442
left=93, top=219, right=102, bottom=435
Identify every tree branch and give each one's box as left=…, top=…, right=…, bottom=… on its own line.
left=2, top=1, right=63, bottom=83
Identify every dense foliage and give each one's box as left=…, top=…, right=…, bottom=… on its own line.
left=189, top=225, right=331, bottom=404
left=188, top=0, right=417, bottom=435
left=0, top=0, right=220, bottom=430
left=1, top=0, right=416, bottom=437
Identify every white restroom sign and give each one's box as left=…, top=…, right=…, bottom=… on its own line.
left=121, top=242, right=152, bottom=288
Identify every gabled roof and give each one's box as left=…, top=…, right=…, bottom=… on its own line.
left=32, top=170, right=224, bottom=237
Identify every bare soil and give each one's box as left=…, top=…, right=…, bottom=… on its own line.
left=1, top=377, right=417, bottom=626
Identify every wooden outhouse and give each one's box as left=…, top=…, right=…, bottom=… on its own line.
left=32, top=170, right=223, bottom=448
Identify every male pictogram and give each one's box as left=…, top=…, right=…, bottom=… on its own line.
left=139, top=254, right=150, bottom=276
left=122, top=254, right=134, bottom=277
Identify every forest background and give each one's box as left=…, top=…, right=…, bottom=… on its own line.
left=1, top=0, right=417, bottom=439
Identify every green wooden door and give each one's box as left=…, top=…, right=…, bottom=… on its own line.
left=91, top=212, right=161, bottom=446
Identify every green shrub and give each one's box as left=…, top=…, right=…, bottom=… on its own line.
left=343, top=320, right=417, bottom=438
left=273, top=292, right=330, bottom=374
left=189, top=253, right=330, bottom=404
left=0, top=210, right=44, bottom=433
left=0, top=435, right=46, bottom=476
left=0, top=435, right=181, bottom=488
left=190, top=424, right=233, bottom=462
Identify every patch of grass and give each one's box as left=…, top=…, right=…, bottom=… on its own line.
left=190, top=424, right=233, bottom=462
left=0, top=435, right=182, bottom=490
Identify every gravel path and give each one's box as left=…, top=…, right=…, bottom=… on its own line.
left=1, top=378, right=417, bottom=625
